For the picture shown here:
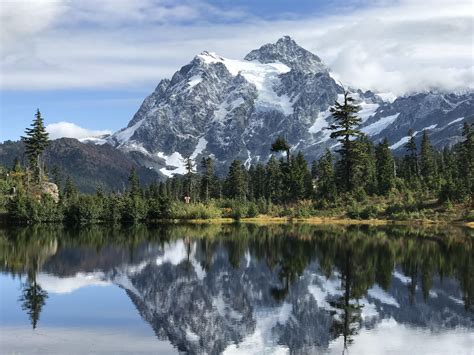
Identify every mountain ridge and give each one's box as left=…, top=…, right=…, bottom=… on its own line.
left=107, top=36, right=473, bottom=177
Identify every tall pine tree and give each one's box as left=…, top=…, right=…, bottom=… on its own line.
left=225, top=160, right=248, bottom=200
left=21, top=109, right=49, bottom=182
left=375, top=138, right=395, bottom=195
left=420, top=130, right=437, bottom=190
left=328, top=90, right=362, bottom=192
left=315, top=149, right=337, bottom=201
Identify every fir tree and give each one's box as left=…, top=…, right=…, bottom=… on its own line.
left=183, top=156, right=196, bottom=199
left=21, top=109, right=49, bottom=182
left=354, top=135, right=376, bottom=194
left=225, top=160, right=248, bottom=200
left=420, top=130, right=437, bottom=189
left=200, top=157, right=214, bottom=201
left=251, top=163, right=267, bottom=200
left=128, top=167, right=141, bottom=197
left=328, top=90, right=362, bottom=192
left=315, top=150, right=337, bottom=201
left=458, top=122, right=474, bottom=202
left=403, top=129, right=419, bottom=180
left=265, top=156, right=283, bottom=203
left=375, top=138, right=395, bottom=195
left=19, top=273, right=48, bottom=329
left=63, top=176, right=77, bottom=200
left=289, top=152, right=313, bottom=200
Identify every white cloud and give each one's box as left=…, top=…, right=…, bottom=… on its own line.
left=0, top=0, right=472, bottom=94
left=37, top=272, right=110, bottom=294
left=46, top=121, right=111, bottom=140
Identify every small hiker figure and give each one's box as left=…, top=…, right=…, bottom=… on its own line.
left=184, top=196, right=191, bottom=204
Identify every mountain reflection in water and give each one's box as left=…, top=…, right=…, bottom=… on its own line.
left=0, top=224, right=472, bottom=354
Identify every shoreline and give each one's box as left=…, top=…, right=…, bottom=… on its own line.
left=1, top=213, right=472, bottom=228
left=153, top=215, right=474, bottom=228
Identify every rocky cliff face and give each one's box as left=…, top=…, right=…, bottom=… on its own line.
left=107, top=36, right=473, bottom=177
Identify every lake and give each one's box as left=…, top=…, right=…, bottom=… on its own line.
left=0, top=223, right=472, bottom=354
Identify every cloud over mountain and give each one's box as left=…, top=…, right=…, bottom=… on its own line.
left=1, top=0, right=472, bottom=94
left=46, top=121, right=111, bottom=140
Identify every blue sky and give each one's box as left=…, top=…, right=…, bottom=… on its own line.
left=0, top=0, right=472, bottom=141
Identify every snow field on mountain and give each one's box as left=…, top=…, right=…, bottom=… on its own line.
left=198, top=52, right=294, bottom=115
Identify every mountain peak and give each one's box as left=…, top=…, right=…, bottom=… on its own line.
left=244, top=36, right=326, bottom=73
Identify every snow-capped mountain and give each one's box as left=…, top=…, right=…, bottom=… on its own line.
left=108, top=36, right=472, bottom=176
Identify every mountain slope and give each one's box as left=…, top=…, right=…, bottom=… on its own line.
left=109, top=36, right=473, bottom=177
left=0, top=138, right=160, bottom=193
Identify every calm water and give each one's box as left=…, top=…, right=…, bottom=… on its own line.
left=0, top=224, right=472, bottom=354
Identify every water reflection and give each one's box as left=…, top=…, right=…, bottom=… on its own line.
left=0, top=224, right=473, bottom=354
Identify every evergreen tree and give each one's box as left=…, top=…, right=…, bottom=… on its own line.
left=128, top=167, right=141, bottom=197
left=200, top=157, right=214, bottom=202
left=403, top=129, right=419, bottom=180
left=375, top=139, right=396, bottom=195
left=328, top=90, right=362, bottom=192
left=265, top=156, right=283, bottom=203
left=19, top=273, right=48, bottom=329
left=311, top=160, right=318, bottom=179
left=50, top=165, right=63, bottom=193
left=250, top=163, right=267, bottom=200
left=12, top=157, right=21, bottom=172
left=225, top=160, right=248, bottom=200
left=21, top=109, right=49, bottom=182
left=183, top=156, right=196, bottom=199
left=63, top=176, right=77, bottom=200
left=354, top=135, right=377, bottom=194
left=457, top=122, right=474, bottom=202
left=315, top=149, right=337, bottom=201
left=420, top=130, right=437, bottom=189
left=289, top=152, right=313, bottom=200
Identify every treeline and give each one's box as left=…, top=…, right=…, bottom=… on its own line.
left=2, top=96, right=473, bottom=224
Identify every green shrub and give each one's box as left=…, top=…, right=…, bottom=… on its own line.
left=64, top=195, right=104, bottom=224
left=120, top=196, right=147, bottom=223
left=229, top=203, right=247, bottom=220
left=359, top=205, right=379, bottom=220
left=246, top=202, right=259, bottom=218
left=290, top=200, right=316, bottom=218
left=147, top=196, right=171, bottom=220
left=169, top=202, right=222, bottom=219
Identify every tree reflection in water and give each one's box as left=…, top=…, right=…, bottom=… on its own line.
left=0, top=223, right=472, bottom=352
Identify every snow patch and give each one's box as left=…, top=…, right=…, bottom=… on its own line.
left=113, top=119, right=145, bottom=144
left=223, top=303, right=292, bottom=355
left=158, top=152, right=186, bottom=177
left=367, top=285, right=400, bottom=308
left=79, top=136, right=109, bottom=145
left=358, top=102, right=380, bottom=123
left=362, top=113, right=400, bottom=135
left=185, top=328, right=200, bottom=342
left=390, top=135, right=411, bottom=150
left=393, top=271, right=412, bottom=284
left=191, top=137, right=208, bottom=159
left=447, top=117, right=464, bottom=126
left=422, top=124, right=438, bottom=130
left=199, top=51, right=293, bottom=115
left=187, top=75, right=202, bottom=89
left=155, top=240, right=206, bottom=280
left=377, top=92, right=398, bottom=103
left=214, top=98, right=245, bottom=122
